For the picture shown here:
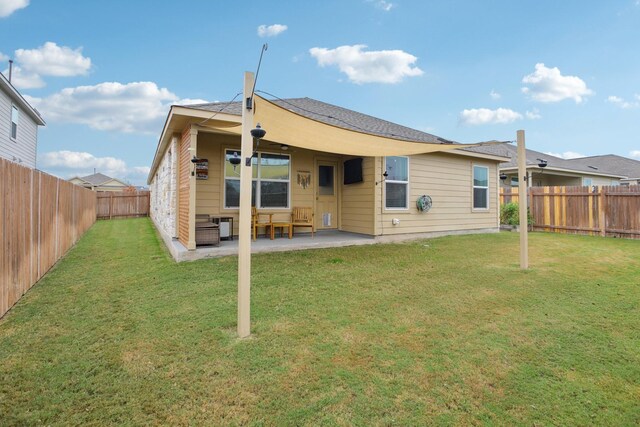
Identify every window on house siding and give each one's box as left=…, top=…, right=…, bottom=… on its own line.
left=11, top=106, right=19, bottom=140
left=473, top=165, right=489, bottom=210
left=385, top=156, right=409, bottom=209
left=224, top=149, right=290, bottom=209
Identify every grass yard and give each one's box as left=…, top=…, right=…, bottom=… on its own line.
left=1, top=218, right=639, bottom=425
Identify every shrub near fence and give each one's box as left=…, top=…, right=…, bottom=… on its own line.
left=0, top=158, right=96, bottom=318
left=500, top=185, right=640, bottom=238
left=96, top=190, right=150, bottom=219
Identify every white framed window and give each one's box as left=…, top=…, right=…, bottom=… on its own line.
left=224, top=149, right=290, bottom=209
left=11, top=105, right=19, bottom=140
left=385, top=156, right=409, bottom=209
left=473, top=165, right=489, bottom=210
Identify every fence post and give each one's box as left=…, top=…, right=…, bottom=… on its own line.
left=109, top=193, right=113, bottom=220
left=599, top=186, right=606, bottom=237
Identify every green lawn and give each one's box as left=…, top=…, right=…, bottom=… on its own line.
left=1, top=219, right=639, bottom=425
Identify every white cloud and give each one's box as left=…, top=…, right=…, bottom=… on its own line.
left=490, top=89, right=501, bottom=100
left=459, top=108, right=523, bottom=125
left=525, top=108, right=542, bottom=120
left=0, top=0, right=29, bottom=18
left=521, top=63, right=593, bottom=103
left=2, top=42, right=91, bottom=88
left=544, top=151, right=585, bottom=159
left=177, top=98, right=210, bottom=106
left=25, top=81, right=202, bottom=134
left=38, top=150, right=150, bottom=184
left=0, top=52, right=8, bottom=62
left=630, top=150, right=640, bottom=160
left=309, top=44, right=423, bottom=84
left=2, top=64, right=45, bottom=88
left=606, top=95, right=638, bottom=109
left=15, top=42, right=91, bottom=77
left=257, top=24, right=287, bottom=37
left=367, top=0, right=395, bottom=11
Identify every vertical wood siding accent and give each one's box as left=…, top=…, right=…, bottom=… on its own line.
left=340, top=156, right=376, bottom=234
left=0, top=157, right=96, bottom=318
left=177, top=127, right=191, bottom=247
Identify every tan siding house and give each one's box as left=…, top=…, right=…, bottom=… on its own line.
left=69, top=173, right=129, bottom=192
left=148, top=96, right=507, bottom=259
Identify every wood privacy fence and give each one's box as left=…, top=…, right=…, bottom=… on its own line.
left=96, top=190, right=150, bottom=219
left=1, top=158, right=96, bottom=318
left=500, top=185, right=640, bottom=238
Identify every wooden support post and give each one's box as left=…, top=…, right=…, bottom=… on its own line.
left=517, top=130, right=528, bottom=269
left=599, top=186, right=606, bottom=237
left=238, top=71, right=255, bottom=339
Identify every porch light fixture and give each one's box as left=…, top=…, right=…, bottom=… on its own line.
left=191, top=155, right=203, bottom=176
left=280, top=144, right=289, bottom=151
left=246, top=123, right=267, bottom=166
left=250, top=123, right=266, bottom=139
left=499, top=172, right=508, bottom=181
left=229, top=152, right=241, bottom=170
left=375, top=170, right=389, bottom=186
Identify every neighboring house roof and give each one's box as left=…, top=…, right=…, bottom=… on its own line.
left=69, top=173, right=128, bottom=187
left=468, top=143, right=626, bottom=179
left=564, top=154, right=640, bottom=181
left=0, top=72, right=46, bottom=126
left=187, top=97, right=451, bottom=144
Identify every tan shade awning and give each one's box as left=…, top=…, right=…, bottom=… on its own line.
left=246, top=95, right=500, bottom=156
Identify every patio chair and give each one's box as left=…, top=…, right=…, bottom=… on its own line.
left=291, top=207, right=314, bottom=237
left=251, top=207, right=273, bottom=240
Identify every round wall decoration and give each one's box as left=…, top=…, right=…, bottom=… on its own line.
left=416, top=195, right=433, bottom=212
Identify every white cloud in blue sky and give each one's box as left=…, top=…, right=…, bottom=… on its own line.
left=459, top=108, right=523, bottom=125
left=544, top=151, right=585, bottom=160
left=367, top=0, right=394, bottom=12
left=606, top=95, right=639, bottom=109
left=0, top=0, right=29, bottom=18
left=489, top=90, right=501, bottom=100
left=521, top=63, right=594, bottom=103
left=38, top=150, right=149, bottom=183
left=309, top=44, right=423, bottom=84
left=2, top=42, right=91, bottom=89
left=26, top=81, right=207, bottom=134
left=257, top=24, right=287, bottom=37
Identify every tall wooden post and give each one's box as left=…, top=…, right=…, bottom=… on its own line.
left=238, top=71, right=255, bottom=338
left=599, top=187, right=606, bottom=237
left=517, top=130, right=528, bottom=269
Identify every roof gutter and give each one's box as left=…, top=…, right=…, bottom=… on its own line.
left=500, top=165, right=627, bottom=179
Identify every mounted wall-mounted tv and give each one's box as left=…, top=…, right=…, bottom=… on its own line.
left=343, top=158, right=363, bottom=185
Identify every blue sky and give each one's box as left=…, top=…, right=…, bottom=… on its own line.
left=1, top=0, right=639, bottom=185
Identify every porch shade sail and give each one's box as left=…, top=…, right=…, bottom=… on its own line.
left=245, top=95, right=500, bottom=156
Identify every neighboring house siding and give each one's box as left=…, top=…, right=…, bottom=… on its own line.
left=150, top=135, right=178, bottom=238
left=0, top=89, right=38, bottom=168
left=376, top=152, right=498, bottom=235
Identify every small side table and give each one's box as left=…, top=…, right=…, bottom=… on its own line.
left=212, top=216, right=234, bottom=240
left=268, top=222, right=292, bottom=240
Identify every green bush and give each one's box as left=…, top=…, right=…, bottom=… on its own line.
left=500, top=202, right=534, bottom=225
